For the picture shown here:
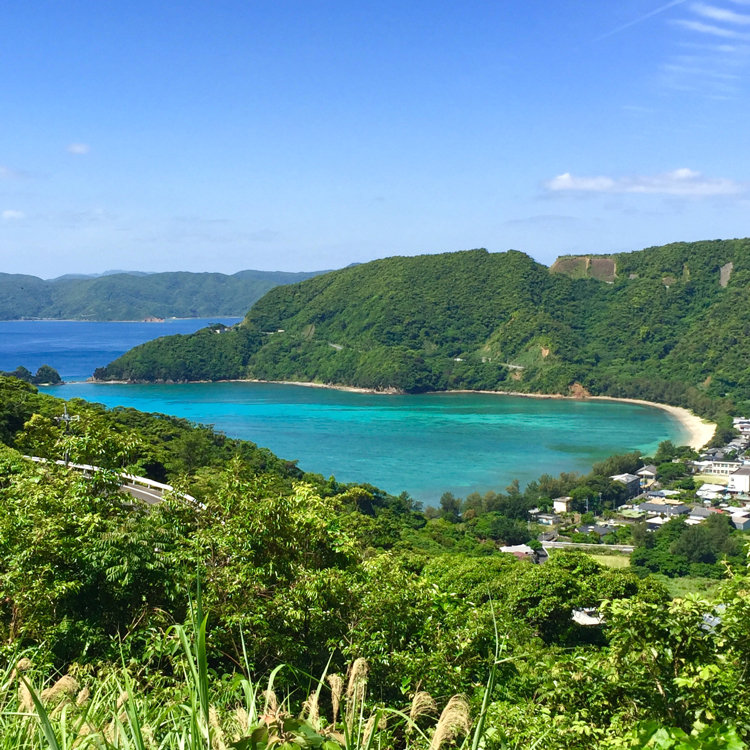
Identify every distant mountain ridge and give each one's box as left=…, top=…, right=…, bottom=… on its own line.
left=0, top=268, right=326, bottom=320
left=94, top=238, right=750, bottom=424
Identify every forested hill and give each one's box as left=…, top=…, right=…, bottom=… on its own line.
left=95, top=238, right=750, bottom=418
left=0, top=268, right=324, bottom=320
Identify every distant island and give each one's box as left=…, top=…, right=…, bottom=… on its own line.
left=1, top=364, right=62, bottom=385
left=0, top=268, right=326, bottom=321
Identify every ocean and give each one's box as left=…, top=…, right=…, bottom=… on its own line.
left=0, top=318, right=242, bottom=382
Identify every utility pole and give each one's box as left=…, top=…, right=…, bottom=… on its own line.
left=55, top=405, right=80, bottom=465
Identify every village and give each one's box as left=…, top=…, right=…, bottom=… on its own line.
left=500, top=417, right=750, bottom=562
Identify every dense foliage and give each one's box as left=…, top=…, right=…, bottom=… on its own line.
left=0, top=268, right=323, bottom=320
left=0, top=364, right=61, bottom=385
left=631, top=513, right=746, bottom=579
left=95, top=239, right=750, bottom=422
left=4, top=377, right=750, bottom=746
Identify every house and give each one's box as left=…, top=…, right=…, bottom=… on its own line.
left=610, top=473, right=641, bottom=498
left=692, top=460, right=743, bottom=476
left=637, top=464, right=658, bottom=486
left=577, top=523, right=615, bottom=538
left=536, top=513, right=560, bottom=526
left=696, top=483, right=729, bottom=501
left=500, top=544, right=536, bottom=561
left=617, top=508, right=645, bottom=521
left=732, top=515, right=750, bottom=531
left=645, top=515, right=671, bottom=531
left=552, top=496, right=572, bottom=514
left=688, top=505, right=718, bottom=523
left=728, top=467, right=750, bottom=494
left=637, top=498, right=690, bottom=517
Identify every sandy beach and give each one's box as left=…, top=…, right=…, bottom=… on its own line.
left=241, top=379, right=718, bottom=450
left=588, top=396, right=716, bottom=451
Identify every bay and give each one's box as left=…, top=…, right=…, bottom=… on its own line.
left=41, top=380, right=689, bottom=502
left=0, top=319, right=688, bottom=502
left=0, top=318, right=242, bottom=382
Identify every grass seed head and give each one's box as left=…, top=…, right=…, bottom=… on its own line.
left=303, top=691, right=320, bottom=729
left=327, top=674, right=343, bottom=725
left=210, top=705, right=227, bottom=750
left=16, top=658, right=32, bottom=672
left=234, top=706, right=250, bottom=734
left=264, top=689, right=278, bottom=716
left=345, top=658, right=369, bottom=704
left=41, top=674, right=79, bottom=704
left=18, top=681, right=33, bottom=712
left=344, top=659, right=369, bottom=733
left=409, top=691, right=438, bottom=730
left=362, top=712, right=387, bottom=746
left=429, top=695, right=471, bottom=750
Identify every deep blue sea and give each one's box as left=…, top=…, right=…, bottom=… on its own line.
left=0, top=320, right=689, bottom=502
left=0, top=318, right=241, bottom=382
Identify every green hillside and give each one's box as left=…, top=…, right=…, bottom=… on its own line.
left=0, top=268, right=324, bottom=320
left=95, top=238, right=750, bottom=419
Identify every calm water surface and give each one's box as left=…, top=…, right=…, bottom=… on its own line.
left=0, top=318, right=241, bottom=381
left=1, top=319, right=688, bottom=502
left=42, top=381, right=689, bottom=502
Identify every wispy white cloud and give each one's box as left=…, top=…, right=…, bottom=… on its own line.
left=67, top=142, right=90, bottom=155
left=673, top=18, right=750, bottom=36
left=664, top=60, right=740, bottom=76
left=2, top=209, right=26, bottom=221
left=661, top=2, right=750, bottom=94
left=0, top=165, right=26, bottom=179
left=545, top=168, right=746, bottom=196
left=691, top=1, right=750, bottom=23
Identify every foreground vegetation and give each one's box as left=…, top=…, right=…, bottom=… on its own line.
left=2, top=376, right=750, bottom=747
left=4, top=587, right=750, bottom=750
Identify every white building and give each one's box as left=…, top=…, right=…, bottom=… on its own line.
left=552, top=496, right=572, bottom=514
left=728, top=466, right=750, bottom=494
left=693, top=460, right=743, bottom=476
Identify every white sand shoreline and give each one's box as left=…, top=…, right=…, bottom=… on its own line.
left=82, top=376, right=717, bottom=450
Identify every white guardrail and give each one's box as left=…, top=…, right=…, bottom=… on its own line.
left=25, top=456, right=199, bottom=506
left=542, top=541, right=634, bottom=553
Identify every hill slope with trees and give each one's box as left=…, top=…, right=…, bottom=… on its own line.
left=0, top=268, right=324, bottom=320
left=95, top=238, right=750, bottom=421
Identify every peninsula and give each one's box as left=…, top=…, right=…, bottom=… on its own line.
left=94, top=238, right=748, bottom=443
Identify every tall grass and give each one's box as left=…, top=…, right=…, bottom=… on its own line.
left=0, top=598, right=497, bottom=750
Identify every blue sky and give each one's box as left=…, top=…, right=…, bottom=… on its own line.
left=2, top=0, right=749, bottom=277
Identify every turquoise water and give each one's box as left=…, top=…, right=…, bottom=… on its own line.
left=41, top=380, right=689, bottom=502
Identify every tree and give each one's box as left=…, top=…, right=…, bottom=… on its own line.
left=439, top=492, right=461, bottom=522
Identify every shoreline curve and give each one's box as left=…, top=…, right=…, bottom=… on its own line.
left=83, top=376, right=717, bottom=451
